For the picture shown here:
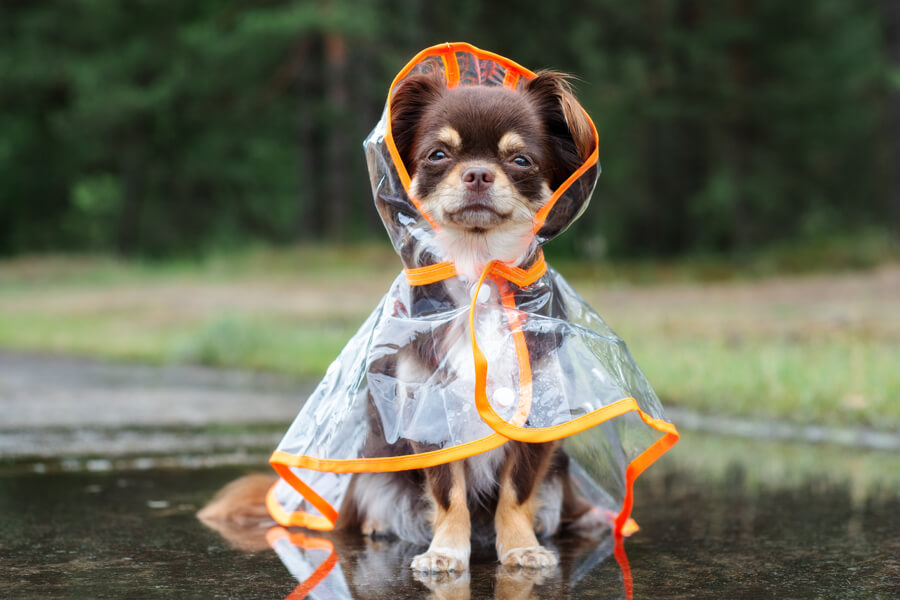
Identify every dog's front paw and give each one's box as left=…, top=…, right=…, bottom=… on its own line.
left=411, top=548, right=469, bottom=573
left=499, top=545, right=558, bottom=569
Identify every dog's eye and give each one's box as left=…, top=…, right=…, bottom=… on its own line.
left=511, top=155, right=532, bottom=168
left=428, top=150, right=448, bottom=162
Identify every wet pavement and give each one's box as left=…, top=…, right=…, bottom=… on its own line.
left=1, top=353, right=898, bottom=598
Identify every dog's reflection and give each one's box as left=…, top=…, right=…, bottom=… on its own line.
left=411, top=565, right=552, bottom=600
left=200, top=509, right=626, bottom=600
left=413, top=570, right=472, bottom=600
left=279, top=530, right=623, bottom=600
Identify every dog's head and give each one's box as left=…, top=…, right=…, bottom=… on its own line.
left=389, top=72, right=594, bottom=277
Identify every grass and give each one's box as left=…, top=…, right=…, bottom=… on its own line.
left=1, top=239, right=898, bottom=431
left=625, top=337, right=898, bottom=428
left=0, top=244, right=397, bottom=376
left=549, top=228, right=900, bottom=283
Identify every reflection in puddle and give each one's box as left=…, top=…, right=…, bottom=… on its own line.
left=266, top=526, right=631, bottom=600
left=3, top=431, right=898, bottom=598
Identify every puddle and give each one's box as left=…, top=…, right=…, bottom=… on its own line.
left=1, top=432, right=898, bottom=599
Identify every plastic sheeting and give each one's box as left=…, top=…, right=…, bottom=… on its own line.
left=268, top=42, right=678, bottom=539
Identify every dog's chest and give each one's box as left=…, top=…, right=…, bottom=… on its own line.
left=431, top=279, right=511, bottom=380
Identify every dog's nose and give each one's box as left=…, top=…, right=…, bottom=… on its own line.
left=462, top=168, right=494, bottom=192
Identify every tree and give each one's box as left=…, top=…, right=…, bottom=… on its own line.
left=0, top=0, right=893, bottom=258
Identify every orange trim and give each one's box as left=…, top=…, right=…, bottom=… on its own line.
left=266, top=527, right=334, bottom=552
left=467, top=261, right=679, bottom=537
left=470, top=261, right=613, bottom=443
left=269, top=397, right=677, bottom=536
left=265, top=525, right=290, bottom=547
left=498, top=279, right=533, bottom=426
left=269, top=397, right=657, bottom=472
left=267, top=527, right=339, bottom=600
left=437, top=42, right=537, bottom=81
left=270, top=401, right=677, bottom=537
left=441, top=45, right=460, bottom=88
left=268, top=432, right=509, bottom=530
left=490, top=255, right=547, bottom=287
left=404, top=261, right=458, bottom=285
left=503, top=69, right=520, bottom=89
left=267, top=466, right=337, bottom=530
left=613, top=535, right=634, bottom=600
left=272, top=432, right=509, bottom=475
left=382, top=42, right=599, bottom=239
left=404, top=252, right=547, bottom=287
left=614, top=412, right=679, bottom=535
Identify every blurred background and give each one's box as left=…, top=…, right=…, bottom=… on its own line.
left=1, top=0, right=898, bottom=433
left=2, top=0, right=899, bottom=257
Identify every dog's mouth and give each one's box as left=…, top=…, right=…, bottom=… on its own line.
left=446, top=205, right=508, bottom=229
left=445, top=196, right=511, bottom=230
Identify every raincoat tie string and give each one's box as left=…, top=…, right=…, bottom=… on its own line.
left=468, top=261, right=535, bottom=428
left=404, top=250, right=548, bottom=287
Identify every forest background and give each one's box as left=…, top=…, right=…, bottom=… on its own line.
left=3, top=0, right=899, bottom=260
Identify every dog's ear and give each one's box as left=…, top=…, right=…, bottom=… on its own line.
left=524, top=72, right=594, bottom=189
left=390, top=73, right=446, bottom=176
left=525, top=72, right=596, bottom=241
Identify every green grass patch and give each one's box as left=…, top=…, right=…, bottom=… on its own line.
left=0, top=312, right=176, bottom=363
left=0, top=242, right=399, bottom=290
left=171, top=315, right=353, bottom=376
left=623, top=335, right=900, bottom=430
left=550, top=229, right=900, bottom=284
left=0, top=311, right=357, bottom=378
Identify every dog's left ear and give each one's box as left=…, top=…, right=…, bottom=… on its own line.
left=525, top=72, right=596, bottom=241
left=524, top=72, right=594, bottom=189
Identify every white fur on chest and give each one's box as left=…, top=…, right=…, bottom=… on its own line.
left=436, top=224, right=533, bottom=281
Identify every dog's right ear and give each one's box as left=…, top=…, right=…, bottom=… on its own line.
left=389, top=73, right=445, bottom=176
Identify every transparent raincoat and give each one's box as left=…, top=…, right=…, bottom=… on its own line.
left=268, top=42, right=679, bottom=539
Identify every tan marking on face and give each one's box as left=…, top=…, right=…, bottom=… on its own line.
left=498, top=131, right=526, bottom=155
left=417, top=162, right=552, bottom=279
left=436, top=126, right=462, bottom=151
left=419, top=161, right=549, bottom=231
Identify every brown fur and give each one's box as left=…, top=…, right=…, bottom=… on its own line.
left=412, top=461, right=472, bottom=572
left=197, top=473, right=277, bottom=552
left=197, top=473, right=276, bottom=525
left=494, top=442, right=559, bottom=568
left=199, top=71, right=600, bottom=574
left=387, top=73, right=597, bottom=572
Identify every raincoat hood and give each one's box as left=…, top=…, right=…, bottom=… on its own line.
left=268, top=43, right=678, bottom=540
left=367, top=43, right=601, bottom=278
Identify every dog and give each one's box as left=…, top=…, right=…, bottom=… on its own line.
left=337, top=70, right=601, bottom=574
left=199, top=70, right=603, bottom=575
